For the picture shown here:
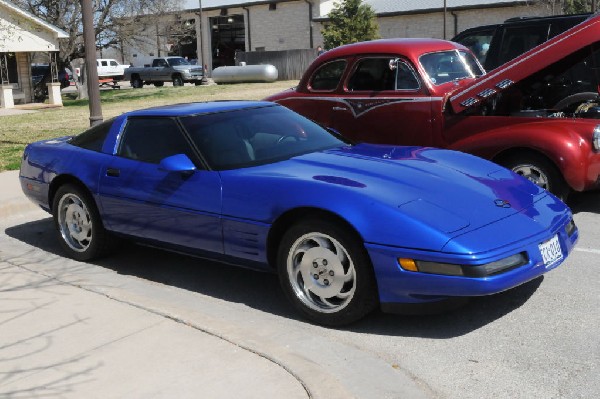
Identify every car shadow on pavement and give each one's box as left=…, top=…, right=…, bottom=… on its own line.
left=349, top=276, right=543, bottom=338
left=7, top=217, right=542, bottom=337
left=5, top=217, right=299, bottom=322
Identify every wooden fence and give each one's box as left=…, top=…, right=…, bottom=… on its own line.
left=236, top=49, right=318, bottom=81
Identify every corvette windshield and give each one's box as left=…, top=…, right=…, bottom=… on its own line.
left=180, top=105, right=348, bottom=170
left=420, top=50, right=484, bottom=85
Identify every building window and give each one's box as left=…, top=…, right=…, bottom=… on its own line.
left=269, top=3, right=276, bottom=10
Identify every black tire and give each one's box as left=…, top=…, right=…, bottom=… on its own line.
left=277, top=219, right=378, bottom=326
left=172, top=75, right=184, bottom=87
left=153, top=82, right=164, bottom=87
left=500, top=153, right=570, bottom=201
left=131, top=76, right=143, bottom=88
left=52, top=184, right=117, bottom=261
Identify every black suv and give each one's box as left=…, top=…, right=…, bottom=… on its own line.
left=452, top=13, right=598, bottom=112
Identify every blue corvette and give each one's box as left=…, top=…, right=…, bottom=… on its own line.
left=20, top=101, right=577, bottom=325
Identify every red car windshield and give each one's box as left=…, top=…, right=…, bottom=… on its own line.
left=419, top=50, right=484, bottom=85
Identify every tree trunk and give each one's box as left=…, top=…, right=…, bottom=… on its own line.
left=70, top=61, right=88, bottom=100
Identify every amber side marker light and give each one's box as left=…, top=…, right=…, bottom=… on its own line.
left=399, top=258, right=418, bottom=272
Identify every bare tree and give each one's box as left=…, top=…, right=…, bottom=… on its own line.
left=540, top=0, right=595, bottom=14
left=10, top=0, right=188, bottom=97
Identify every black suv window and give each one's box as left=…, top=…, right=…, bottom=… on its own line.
left=118, top=118, right=195, bottom=164
left=69, top=118, right=114, bottom=152
left=497, top=25, right=549, bottom=65
left=453, top=28, right=495, bottom=65
left=309, top=60, right=346, bottom=91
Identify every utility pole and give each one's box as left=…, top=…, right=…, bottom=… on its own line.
left=196, top=0, right=205, bottom=74
left=443, top=0, right=447, bottom=40
left=81, top=0, right=103, bottom=126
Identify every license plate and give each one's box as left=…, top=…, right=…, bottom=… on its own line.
left=538, top=234, right=563, bottom=267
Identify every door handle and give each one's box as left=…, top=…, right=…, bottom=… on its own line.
left=332, top=106, right=348, bottom=111
left=106, top=168, right=120, bottom=177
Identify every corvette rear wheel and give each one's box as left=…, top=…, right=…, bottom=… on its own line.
left=53, top=184, right=116, bottom=261
left=278, top=220, right=377, bottom=326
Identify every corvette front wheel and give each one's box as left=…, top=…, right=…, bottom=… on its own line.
left=278, top=220, right=378, bottom=326
left=53, top=184, right=117, bottom=261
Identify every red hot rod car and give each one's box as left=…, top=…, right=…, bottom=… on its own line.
left=266, top=15, right=600, bottom=199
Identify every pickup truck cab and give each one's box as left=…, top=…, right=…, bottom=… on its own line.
left=96, top=59, right=127, bottom=81
left=124, top=57, right=204, bottom=88
left=265, top=15, right=600, bottom=199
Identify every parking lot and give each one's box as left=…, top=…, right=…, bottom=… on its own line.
left=1, top=169, right=598, bottom=398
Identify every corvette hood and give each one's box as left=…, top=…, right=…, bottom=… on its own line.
left=449, top=14, right=600, bottom=114
left=284, top=144, right=546, bottom=235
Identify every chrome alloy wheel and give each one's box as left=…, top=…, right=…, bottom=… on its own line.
left=57, top=193, right=93, bottom=252
left=287, top=232, right=356, bottom=313
left=512, top=164, right=550, bottom=190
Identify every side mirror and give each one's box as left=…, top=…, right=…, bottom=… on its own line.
left=389, top=58, right=399, bottom=71
left=159, top=154, right=197, bottom=173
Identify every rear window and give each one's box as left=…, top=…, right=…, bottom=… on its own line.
left=69, top=118, right=115, bottom=152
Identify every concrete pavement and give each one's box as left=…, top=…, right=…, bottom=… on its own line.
left=0, top=170, right=430, bottom=399
left=0, top=170, right=309, bottom=398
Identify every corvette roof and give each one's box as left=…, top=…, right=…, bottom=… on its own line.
left=124, top=101, right=276, bottom=117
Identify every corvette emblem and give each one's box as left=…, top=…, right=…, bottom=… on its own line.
left=494, top=199, right=511, bottom=208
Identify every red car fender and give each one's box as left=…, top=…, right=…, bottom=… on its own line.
left=446, top=119, right=598, bottom=191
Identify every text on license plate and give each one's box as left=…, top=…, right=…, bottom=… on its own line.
left=538, top=234, right=563, bottom=267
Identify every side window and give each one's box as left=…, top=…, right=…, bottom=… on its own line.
left=347, top=58, right=420, bottom=92
left=453, top=29, right=495, bottom=66
left=110, top=61, right=118, bottom=66
left=101, top=61, right=108, bottom=67
left=348, top=58, right=391, bottom=91
left=497, top=25, right=549, bottom=65
left=395, top=61, right=420, bottom=90
left=309, top=60, right=346, bottom=91
left=118, top=118, right=194, bottom=164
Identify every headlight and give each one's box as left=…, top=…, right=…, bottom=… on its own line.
left=399, top=252, right=528, bottom=277
left=593, top=125, right=600, bottom=151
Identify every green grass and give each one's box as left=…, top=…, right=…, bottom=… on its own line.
left=0, top=81, right=297, bottom=172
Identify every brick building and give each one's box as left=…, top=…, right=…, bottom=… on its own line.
left=122, top=0, right=552, bottom=73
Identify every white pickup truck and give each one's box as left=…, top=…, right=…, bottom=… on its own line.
left=97, top=59, right=127, bottom=81
left=74, top=59, right=127, bottom=83
left=123, top=57, right=204, bottom=87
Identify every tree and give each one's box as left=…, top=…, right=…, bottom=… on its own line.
left=542, top=0, right=595, bottom=14
left=321, top=0, right=380, bottom=50
left=10, top=0, right=186, bottom=69
left=563, top=0, right=594, bottom=13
